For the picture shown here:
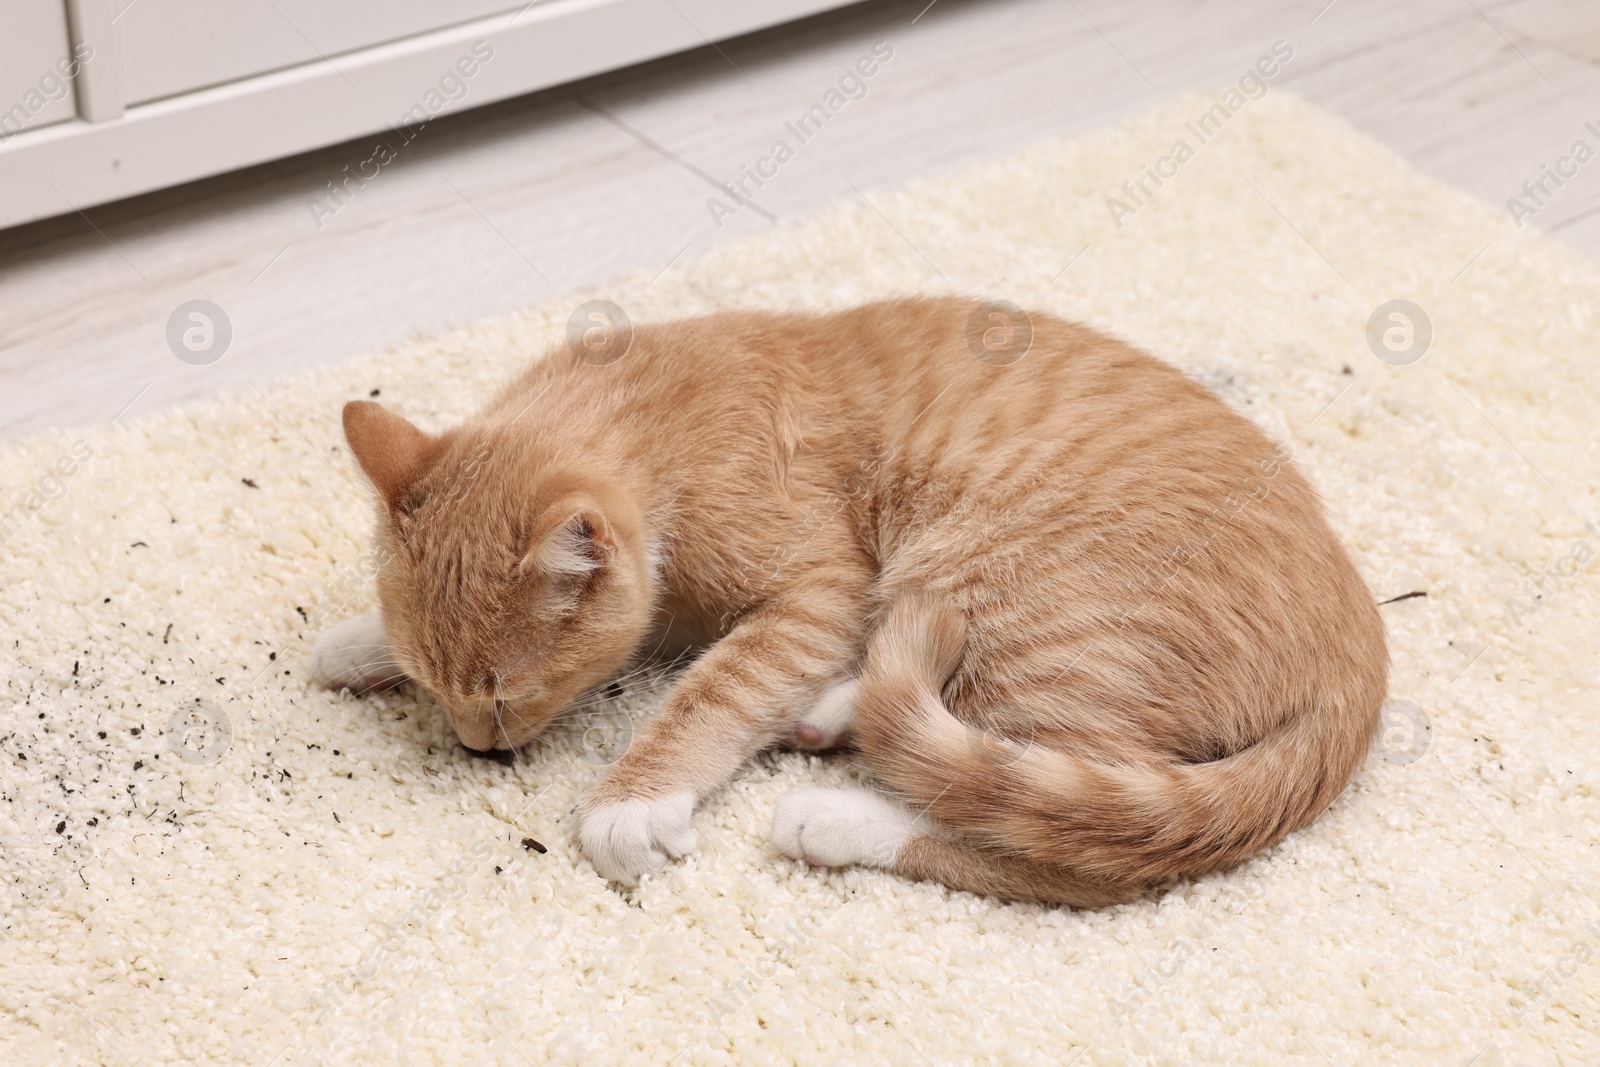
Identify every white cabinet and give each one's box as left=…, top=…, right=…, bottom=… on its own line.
left=0, top=0, right=857, bottom=230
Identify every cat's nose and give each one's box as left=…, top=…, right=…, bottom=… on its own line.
left=452, top=718, right=500, bottom=753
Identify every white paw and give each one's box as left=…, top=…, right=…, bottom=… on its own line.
left=771, top=788, right=920, bottom=869
left=310, top=613, right=406, bottom=694
left=578, top=792, right=698, bottom=885
left=790, top=678, right=859, bottom=749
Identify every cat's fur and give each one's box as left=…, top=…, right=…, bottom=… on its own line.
left=314, top=297, right=1387, bottom=905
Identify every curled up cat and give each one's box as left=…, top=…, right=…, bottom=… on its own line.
left=310, top=297, right=1388, bottom=906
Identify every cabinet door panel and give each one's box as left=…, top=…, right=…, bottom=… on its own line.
left=0, top=0, right=78, bottom=137
left=118, top=0, right=531, bottom=105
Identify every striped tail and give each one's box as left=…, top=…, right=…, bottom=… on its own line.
left=851, top=592, right=1377, bottom=887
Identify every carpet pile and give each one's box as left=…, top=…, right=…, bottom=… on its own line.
left=2, top=90, right=1597, bottom=1064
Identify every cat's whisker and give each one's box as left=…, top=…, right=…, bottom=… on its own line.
left=339, top=650, right=398, bottom=671
left=552, top=672, right=680, bottom=716
left=486, top=669, right=519, bottom=757
left=591, top=651, right=693, bottom=697
left=604, top=643, right=690, bottom=687
left=343, top=663, right=407, bottom=686
left=624, top=623, right=691, bottom=677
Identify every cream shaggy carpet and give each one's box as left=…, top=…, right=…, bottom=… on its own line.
left=3, top=90, right=1598, bottom=1066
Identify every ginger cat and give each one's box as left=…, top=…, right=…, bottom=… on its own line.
left=311, top=297, right=1387, bottom=905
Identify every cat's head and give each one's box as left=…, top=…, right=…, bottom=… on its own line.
left=341, top=400, right=655, bottom=751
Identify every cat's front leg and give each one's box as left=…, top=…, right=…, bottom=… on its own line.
left=310, top=613, right=407, bottom=694
left=577, top=578, right=867, bottom=884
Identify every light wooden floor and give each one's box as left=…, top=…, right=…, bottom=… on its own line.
left=1, top=0, right=1597, bottom=441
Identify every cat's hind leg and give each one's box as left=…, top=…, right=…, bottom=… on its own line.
left=788, top=677, right=859, bottom=750
left=310, top=613, right=407, bottom=694
left=771, top=786, right=920, bottom=867
left=771, top=787, right=1137, bottom=906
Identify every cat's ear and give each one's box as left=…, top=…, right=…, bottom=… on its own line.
left=342, top=401, right=440, bottom=511
left=521, top=502, right=617, bottom=577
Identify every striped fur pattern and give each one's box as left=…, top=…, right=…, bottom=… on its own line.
left=333, top=297, right=1387, bottom=904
